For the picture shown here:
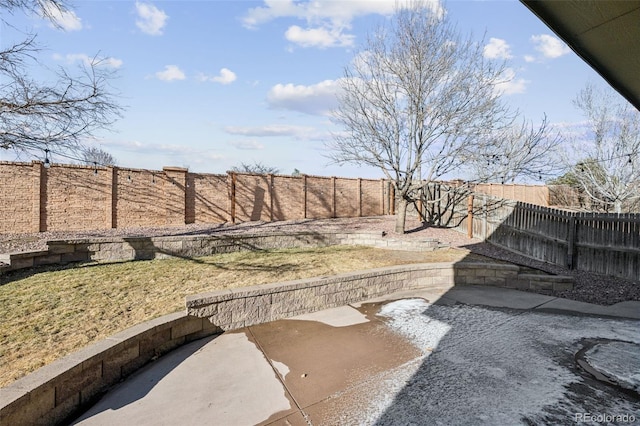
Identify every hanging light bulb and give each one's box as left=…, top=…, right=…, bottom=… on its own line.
left=44, top=149, right=51, bottom=169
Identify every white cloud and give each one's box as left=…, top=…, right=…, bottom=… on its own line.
left=524, top=55, right=535, bottom=63
left=483, top=38, right=512, bottom=59
left=53, top=53, right=123, bottom=69
left=243, top=0, right=443, bottom=49
left=530, top=34, right=570, bottom=59
left=243, top=0, right=442, bottom=28
left=224, top=124, right=315, bottom=137
left=267, top=79, right=341, bottom=116
left=135, top=1, right=168, bottom=36
left=230, top=140, right=264, bottom=150
left=494, top=68, right=528, bottom=95
left=285, top=25, right=354, bottom=49
left=199, top=68, right=237, bottom=85
left=154, top=65, right=185, bottom=81
left=42, top=2, right=83, bottom=31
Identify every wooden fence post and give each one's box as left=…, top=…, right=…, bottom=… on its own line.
left=417, top=182, right=423, bottom=222
left=390, top=184, right=396, bottom=215
left=467, top=194, right=474, bottom=239
left=567, top=214, right=576, bottom=270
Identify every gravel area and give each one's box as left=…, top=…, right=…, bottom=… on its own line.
left=1, top=215, right=637, bottom=306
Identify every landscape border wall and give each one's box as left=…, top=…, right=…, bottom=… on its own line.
left=0, top=231, right=444, bottom=275
left=0, top=261, right=572, bottom=426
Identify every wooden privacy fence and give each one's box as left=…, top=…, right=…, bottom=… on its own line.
left=0, top=161, right=395, bottom=234
left=423, top=183, right=640, bottom=282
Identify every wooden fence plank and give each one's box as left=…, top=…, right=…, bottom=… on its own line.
left=423, top=182, right=640, bottom=282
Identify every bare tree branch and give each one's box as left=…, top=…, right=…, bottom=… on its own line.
left=231, top=161, right=280, bottom=175
left=1, top=0, right=122, bottom=159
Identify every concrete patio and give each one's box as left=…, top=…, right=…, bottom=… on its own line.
left=69, top=285, right=640, bottom=425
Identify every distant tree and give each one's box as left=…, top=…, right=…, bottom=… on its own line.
left=291, top=168, right=302, bottom=177
left=548, top=159, right=607, bottom=211
left=82, top=147, right=116, bottom=166
left=231, top=161, right=280, bottom=175
left=0, top=0, right=121, bottom=158
left=560, top=84, right=640, bottom=213
left=465, top=115, right=562, bottom=184
left=329, top=1, right=560, bottom=233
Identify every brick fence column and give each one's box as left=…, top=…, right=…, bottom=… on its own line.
left=106, top=166, right=116, bottom=228
left=357, top=178, right=362, bottom=217
left=332, top=176, right=337, bottom=218
left=163, top=167, right=188, bottom=226
left=31, top=161, right=44, bottom=232
left=302, top=174, right=307, bottom=219
left=380, top=179, right=385, bottom=215
left=229, top=172, right=236, bottom=223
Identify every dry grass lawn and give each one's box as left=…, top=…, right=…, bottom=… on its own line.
left=0, top=245, right=485, bottom=387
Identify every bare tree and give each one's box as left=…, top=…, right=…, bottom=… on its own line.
left=82, top=146, right=117, bottom=166
left=562, top=84, right=640, bottom=213
left=1, top=0, right=121, bottom=159
left=465, top=115, right=563, bottom=184
left=231, top=161, right=280, bottom=175
left=329, top=1, right=558, bottom=233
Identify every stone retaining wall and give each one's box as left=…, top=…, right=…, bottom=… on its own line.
left=0, top=232, right=442, bottom=275
left=186, top=262, right=573, bottom=330
left=0, top=313, right=219, bottom=426
left=0, top=261, right=572, bottom=426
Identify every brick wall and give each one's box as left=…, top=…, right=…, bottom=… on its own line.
left=0, top=162, right=39, bottom=233
left=473, top=183, right=549, bottom=206
left=306, top=176, right=334, bottom=219
left=272, top=175, right=303, bottom=221
left=115, top=168, right=166, bottom=228
left=335, top=177, right=359, bottom=217
left=233, top=173, right=272, bottom=222
left=187, top=173, right=229, bottom=224
left=0, top=161, right=397, bottom=235
left=44, top=165, right=111, bottom=231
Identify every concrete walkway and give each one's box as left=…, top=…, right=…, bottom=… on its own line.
left=71, top=286, right=640, bottom=426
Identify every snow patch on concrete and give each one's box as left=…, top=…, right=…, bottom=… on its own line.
left=585, top=341, right=640, bottom=393
left=340, top=301, right=640, bottom=425
left=378, top=299, right=450, bottom=354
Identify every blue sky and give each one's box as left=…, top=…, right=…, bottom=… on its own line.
left=2, top=0, right=607, bottom=179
